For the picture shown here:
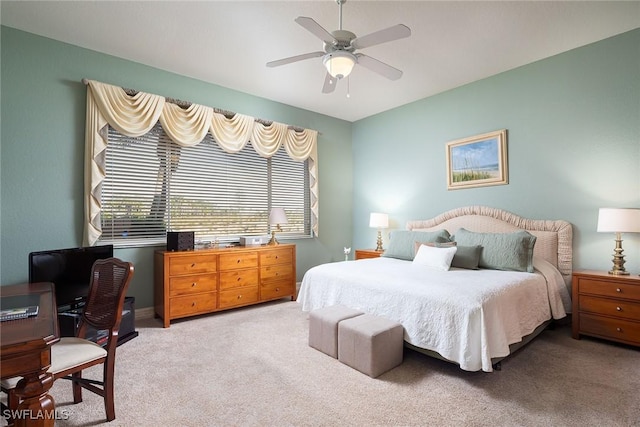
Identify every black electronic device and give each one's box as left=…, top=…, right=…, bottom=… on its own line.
left=57, top=296, right=138, bottom=346
left=28, top=244, right=114, bottom=310
left=167, top=231, right=194, bottom=251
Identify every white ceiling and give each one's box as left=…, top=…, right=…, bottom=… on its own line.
left=2, top=1, right=639, bottom=122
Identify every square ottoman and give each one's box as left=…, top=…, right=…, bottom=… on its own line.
left=338, top=314, right=404, bottom=378
left=309, top=305, right=364, bottom=358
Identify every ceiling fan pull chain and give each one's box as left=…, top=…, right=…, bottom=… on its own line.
left=346, top=76, right=350, bottom=98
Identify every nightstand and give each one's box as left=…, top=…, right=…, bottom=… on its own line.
left=355, top=249, right=384, bottom=260
left=572, top=270, right=640, bottom=347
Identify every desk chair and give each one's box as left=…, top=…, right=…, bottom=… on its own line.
left=1, top=257, right=134, bottom=423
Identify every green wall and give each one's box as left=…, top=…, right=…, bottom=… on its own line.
left=0, top=27, right=354, bottom=307
left=2, top=27, right=639, bottom=310
left=352, top=29, right=640, bottom=273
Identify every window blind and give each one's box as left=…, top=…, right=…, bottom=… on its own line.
left=100, top=123, right=310, bottom=247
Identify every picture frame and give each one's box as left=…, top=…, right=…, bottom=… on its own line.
left=446, top=129, right=508, bottom=190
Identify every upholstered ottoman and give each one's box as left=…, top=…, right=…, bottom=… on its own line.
left=309, top=305, right=364, bottom=358
left=338, top=314, right=404, bottom=378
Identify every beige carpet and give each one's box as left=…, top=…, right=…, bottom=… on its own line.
left=4, top=300, right=639, bottom=427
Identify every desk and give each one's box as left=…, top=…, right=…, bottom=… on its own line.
left=1, top=282, right=59, bottom=427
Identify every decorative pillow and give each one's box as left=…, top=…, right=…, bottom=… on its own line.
left=417, top=241, right=482, bottom=270
left=414, top=240, right=455, bottom=257
left=450, top=245, right=483, bottom=270
left=413, top=244, right=458, bottom=271
left=452, top=228, right=537, bottom=272
left=382, top=229, right=451, bottom=261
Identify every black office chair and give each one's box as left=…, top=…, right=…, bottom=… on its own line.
left=1, top=257, right=134, bottom=423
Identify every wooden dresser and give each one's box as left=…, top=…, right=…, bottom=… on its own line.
left=572, top=270, right=640, bottom=347
left=155, top=244, right=296, bottom=327
left=355, top=249, right=384, bottom=260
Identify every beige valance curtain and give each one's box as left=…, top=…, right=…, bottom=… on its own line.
left=84, top=79, right=319, bottom=246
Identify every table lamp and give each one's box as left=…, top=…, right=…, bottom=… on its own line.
left=597, top=207, right=640, bottom=275
left=268, top=207, right=288, bottom=246
left=369, top=212, right=389, bottom=252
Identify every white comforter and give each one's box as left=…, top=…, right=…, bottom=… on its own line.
left=297, top=256, right=569, bottom=372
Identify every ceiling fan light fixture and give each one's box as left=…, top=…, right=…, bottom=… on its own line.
left=323, top=51, right=356, bottom=79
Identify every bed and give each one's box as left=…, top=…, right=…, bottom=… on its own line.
left=297, top=206, right=573, bottom=372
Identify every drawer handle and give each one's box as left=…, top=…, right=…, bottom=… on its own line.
left=237, top=259, right=241, bottom=263
left=237, top=294, right=242, bottom=299
left=191, top=263, right=196, bottom=268
left=191, top=302, right=196, bottom=307
left=237, top=277, right=242, bottom=281
left=275, top=255, right=279, bottom=259
left=616, top=327, right=622, bottom=332
left=192, top=282, right=197, bottom=287
left=616, top=288, right=622, bottom=293
left=276, top=287, right=280, bottom=292
left=616, top=306, right=622, bottom=311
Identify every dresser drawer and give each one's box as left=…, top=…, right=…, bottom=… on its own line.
left=260, top=281, right=294, bottom=300
left=579, top=278, right=640, bottom=301
left=579, top=295, right=640, bottom=321
left=260, top=263, right=293, bottom=284
left=219, top=252, right=258, bottom=270
left=169, top=254, right=217, bottom=276
left=169, top=274, right=217, bottom=297
left=579, top=313, right=640, bottom=345
left=219, top=286, right=259, bottom=308
left=170, top=292, right=217, bottom=318
left=260, top=248, right=293, bottom=266
left=219, top=268, right=259, bottom=290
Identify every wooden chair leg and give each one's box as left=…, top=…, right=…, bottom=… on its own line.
left=4, top=389, right=19, bottom=426
left=104, top=359, right=116, bottom=421
left=72, top=372, right=83, bottom=404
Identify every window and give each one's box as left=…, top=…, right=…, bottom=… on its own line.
left=100, top=123, right=310, bottom=247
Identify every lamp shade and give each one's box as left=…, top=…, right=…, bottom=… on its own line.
left=597, top=208, right=640, bottom=233
left=269, top=207, right=288, bottom=225
left=369, top=212, right=389, bottom=229
left=323, top=51, right=356, bottom=79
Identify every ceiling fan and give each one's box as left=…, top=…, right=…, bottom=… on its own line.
left=266, top=0, right=411, bottom=94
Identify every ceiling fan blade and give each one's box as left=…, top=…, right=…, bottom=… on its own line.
left=295, top=16, right=337, bottom=45
left=322, top=73, right=337, bottom=94
left=351, top=24, right=411, bottom=50
left=356, top=54, right=403, bottom=80
left=266, top=51, right=324, bottom=68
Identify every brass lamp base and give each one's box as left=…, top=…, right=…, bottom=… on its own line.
left=268, top=224, right=282, bottom=246
left=268, top=230, right=279, bottom=246
left=609, top=270, right=630, bottom=276
left=375, top=230, right=384, bottom=252
left=608, top=234, right=629, bottom=275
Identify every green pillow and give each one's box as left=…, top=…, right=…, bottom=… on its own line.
left=382, top=229, right=451, bottom=261
left=452, top=228, right=536, bottom=272
left=451, top=245, right=483, bottom=270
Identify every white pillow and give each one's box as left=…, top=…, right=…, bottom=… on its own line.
left=413, top=244, right=458, bottom=271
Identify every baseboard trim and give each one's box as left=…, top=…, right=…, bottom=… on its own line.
left=136, top=306, right=155, bottom=320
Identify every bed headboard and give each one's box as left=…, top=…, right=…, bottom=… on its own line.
left=406, top=206, right=573, bottom=285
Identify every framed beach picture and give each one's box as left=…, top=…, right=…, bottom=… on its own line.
left=446, top=129, right=508, bottom=190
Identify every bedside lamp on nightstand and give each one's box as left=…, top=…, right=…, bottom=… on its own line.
left=597, top=207, right=640, bottom=275
left=369, top=212, right=389, bottom=252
